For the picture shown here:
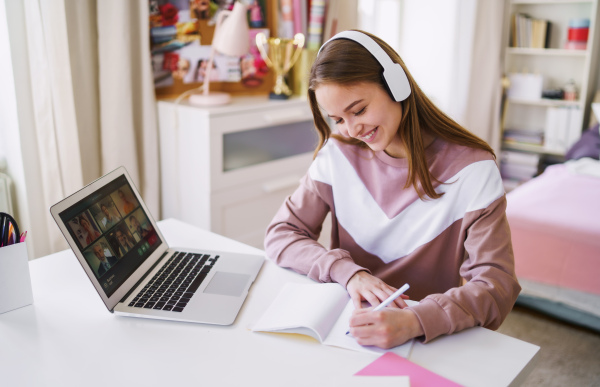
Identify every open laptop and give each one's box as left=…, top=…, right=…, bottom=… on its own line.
left=50, top=166, right=264, bottom=325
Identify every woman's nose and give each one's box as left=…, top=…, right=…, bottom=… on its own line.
left=347, top=121, right=363, bottom=138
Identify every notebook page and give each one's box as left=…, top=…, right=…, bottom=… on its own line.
left=251, top=283, right=349, bottom=342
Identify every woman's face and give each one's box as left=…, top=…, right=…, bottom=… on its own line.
left=81, top=218, right=91, bottom=231
left=315, top=82, right=405, bottom=158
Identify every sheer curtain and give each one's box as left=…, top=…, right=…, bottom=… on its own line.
left=452, top=0, right=505, bottom=153
left=21, top=0, right=159, bottom=257
left=360, top=0, right=505, bottom=152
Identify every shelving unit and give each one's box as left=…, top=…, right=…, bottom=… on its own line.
left=500, top=0, right=600, bottom=189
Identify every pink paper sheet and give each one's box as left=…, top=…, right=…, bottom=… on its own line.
left=355, top=352, right=462, bottom=387
left=506, top=164, right=600, bottom=294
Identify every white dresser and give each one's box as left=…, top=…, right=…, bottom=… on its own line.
left=157, top=96, right=319, bottom=249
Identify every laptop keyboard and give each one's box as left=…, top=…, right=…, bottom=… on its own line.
left=128, top=251, right=219, bottom=312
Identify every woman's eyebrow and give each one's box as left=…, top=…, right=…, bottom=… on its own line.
left=322, top=99, right=364, bottom=117
left=344, top=99, right=363, bottom=112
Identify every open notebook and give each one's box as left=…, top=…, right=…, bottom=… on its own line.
left=251, top=283, right=414, bottom=358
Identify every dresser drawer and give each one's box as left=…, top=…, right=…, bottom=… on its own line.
left=209, top=114, right=317, bottom=191
left=211, top=171, right=307, bottom=249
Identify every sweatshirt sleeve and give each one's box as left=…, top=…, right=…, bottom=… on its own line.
left=408, top=194, right=522, bottom=343
left=264, top=173, right=368, bottom=287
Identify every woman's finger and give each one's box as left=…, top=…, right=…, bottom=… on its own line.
left=349, top=307, right=376, bottom=328
left=393, top=297, right=408, bottom=308
left=362, top=291, right=382, bottom=309
left=348, top=288, right=364, bottom=310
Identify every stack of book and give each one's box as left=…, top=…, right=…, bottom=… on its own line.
left=511, top=13, right=551, bottom=48
left=503, top=128, right=544, bottom=147
left=500, top=150, right=540, bottom=189
left=279, top=0, right=358, bottom=49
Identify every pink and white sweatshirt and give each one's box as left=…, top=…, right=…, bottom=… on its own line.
left=264, top=137, right=521, bottom=343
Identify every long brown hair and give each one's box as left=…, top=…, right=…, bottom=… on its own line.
left=308, top=30, right=495, bottom=200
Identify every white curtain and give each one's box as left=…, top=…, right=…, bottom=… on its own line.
left=23, top=0, right=159, bottom=256
left=452, top=0, right=505, bottom=153
left=398, top=0, right=505, bottom=152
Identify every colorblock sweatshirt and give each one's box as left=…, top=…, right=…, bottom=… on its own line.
left=264, top=137, right=521, bottom=343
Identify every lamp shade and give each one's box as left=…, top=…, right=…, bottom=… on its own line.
left=188, top=1, right=249, bottom=107
left=212, top=2, right=249, bottom=56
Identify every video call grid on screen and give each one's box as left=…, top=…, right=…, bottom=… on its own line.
left=59, top=175, right=162, bottom=297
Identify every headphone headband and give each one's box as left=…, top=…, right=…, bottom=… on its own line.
left=318, top=31, right=411, bottom=102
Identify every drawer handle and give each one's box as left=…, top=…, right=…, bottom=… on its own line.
left=263, top=109, right=306, bottom=124
left=262, top=175, right=302, bottom=193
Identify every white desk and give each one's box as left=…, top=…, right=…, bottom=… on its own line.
left=0, top=219, right=539, bottom=387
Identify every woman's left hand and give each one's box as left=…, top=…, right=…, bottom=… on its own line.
left=346, top=271, right=408, bottom=310
left=348, top=307, right=424, bottom=349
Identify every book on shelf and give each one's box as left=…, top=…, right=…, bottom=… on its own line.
left=251, top=282, right=414, bottom=358
left=281, top=0, right=315, bottom=39
left=277, top=0, right=358, bottom=50
left=500, top=150, right=540, bottom=183
left=292, top=0, right=307, bottom=36
left=500, top=150, right=540, bottom=167
left=512, top=13, right=551, bottom=48
left=500, top=162, right=538, bottom=181
left=503, top=128, right=544, bottom=146
left=307, top=0, right=326, bottom=49
left=544, top=106, right=582, bottom=153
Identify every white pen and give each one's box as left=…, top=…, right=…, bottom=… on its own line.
left=373, top=283, right=410, bottom=311
left=346, top=283, right=410, bottom=335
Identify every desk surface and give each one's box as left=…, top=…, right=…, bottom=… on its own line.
left=0, top=219, right=539, bottom=387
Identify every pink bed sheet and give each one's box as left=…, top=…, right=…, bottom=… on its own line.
left=506, top=164, right=600, bottom=295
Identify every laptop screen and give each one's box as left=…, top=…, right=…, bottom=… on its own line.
left=58, top=174, right=162, bottom=297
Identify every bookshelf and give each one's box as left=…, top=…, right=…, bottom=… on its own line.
left=500, top=0, right=600, bottom=190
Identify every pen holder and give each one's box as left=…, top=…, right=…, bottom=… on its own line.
left=0, top=242, right=33, bottom=314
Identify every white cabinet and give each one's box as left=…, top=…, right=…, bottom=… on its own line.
left=157, top=97, right=318, bottom=249
left=500, top=0, right=600, bottom=189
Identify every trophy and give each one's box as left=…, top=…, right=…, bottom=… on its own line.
left=256, top=32, right=305, bottom=99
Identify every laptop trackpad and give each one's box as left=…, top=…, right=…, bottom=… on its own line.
left=203, top=271, right=250, bottom=297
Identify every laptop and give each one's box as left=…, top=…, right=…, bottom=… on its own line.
left=50, top=166, right=264, bottom=325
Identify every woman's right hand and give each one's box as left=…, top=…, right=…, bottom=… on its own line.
left=346, top=271, right=408, bottom=310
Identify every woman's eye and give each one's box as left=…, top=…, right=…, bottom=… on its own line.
left=354, top=107, right=366, bottom=116
left=335, top=118, right=344, bottom=124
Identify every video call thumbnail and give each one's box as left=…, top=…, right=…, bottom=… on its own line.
left=65, top=183, right=155, bottom=279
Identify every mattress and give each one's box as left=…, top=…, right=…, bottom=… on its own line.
left=506, top=158, right=600, bottom=330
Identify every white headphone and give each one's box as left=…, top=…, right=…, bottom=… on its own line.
left=318, top=31, right=411, bottom=102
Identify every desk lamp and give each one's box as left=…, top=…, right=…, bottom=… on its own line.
left=189, top=1, right=249, bottom=106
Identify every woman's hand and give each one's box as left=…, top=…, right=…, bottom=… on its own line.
left=346, top=271, right=408, bottom=310
left=348, top=307, right=424, bottom=349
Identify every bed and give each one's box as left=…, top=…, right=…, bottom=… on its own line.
left=506, top=157, right=600, bottom=331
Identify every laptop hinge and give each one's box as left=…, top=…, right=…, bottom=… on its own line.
left=118, top=250, right=172, bottom=304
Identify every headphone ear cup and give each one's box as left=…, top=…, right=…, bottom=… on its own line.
left=383, top=63, right=411, bottom=102
left=319, top=31, right=412, bottom=102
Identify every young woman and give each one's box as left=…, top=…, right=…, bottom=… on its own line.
left=264, top=30, right=520, bottom=349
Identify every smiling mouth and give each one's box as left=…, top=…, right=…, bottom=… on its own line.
left=361, top=128, right=377, bottom=141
